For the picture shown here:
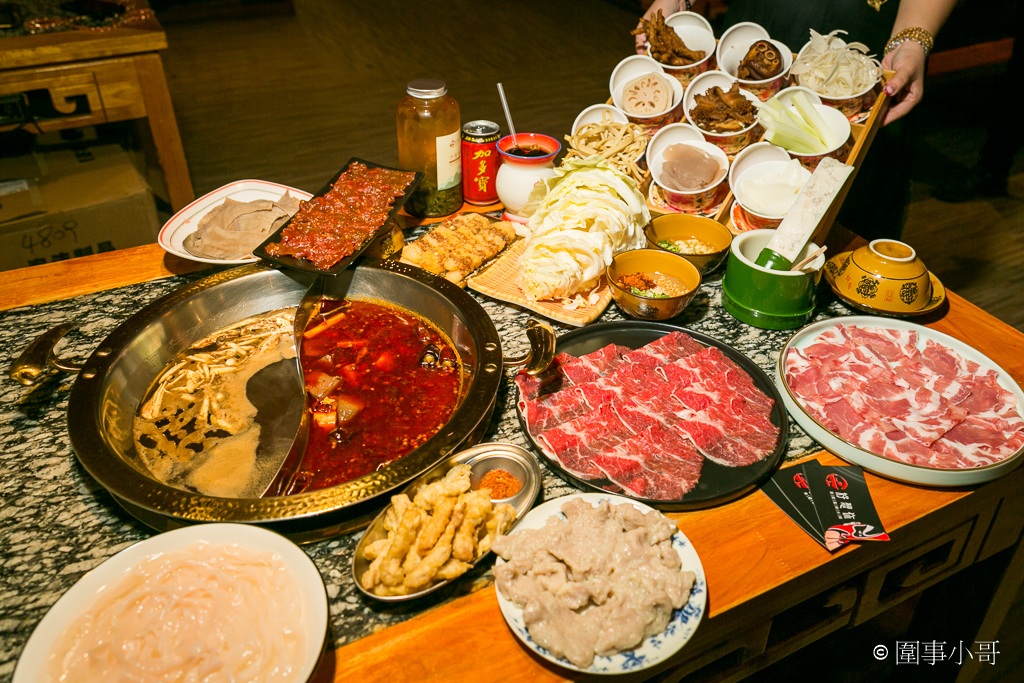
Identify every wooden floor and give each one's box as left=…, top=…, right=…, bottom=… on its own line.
left=154, top=0, right=1023, bottom=333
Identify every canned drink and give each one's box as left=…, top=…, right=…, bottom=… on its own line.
left=461, top=120, right=501, bottom=205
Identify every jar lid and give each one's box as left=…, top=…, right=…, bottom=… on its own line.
left=407, top=78, right=447, bottom=99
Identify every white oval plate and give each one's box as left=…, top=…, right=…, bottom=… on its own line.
left=776, top=316, right=1024, bottom=486
left=159, top=179, right=312, bottom=264
left=494, top=492, right=707, bottom=675
left=13, top=523, right=329, bottom=683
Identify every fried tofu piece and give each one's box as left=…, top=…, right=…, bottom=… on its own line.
left=417, top=494, right=458, bottom=553
left=378, top=508, right=424, bottom=589
left=478, top=503, right=517, bottom=558
left=402, top=214, right=518, bottom=284
left=404, top=501, right=466, bottom=590
left=413, top=464, right=471, bottom=510
left=452, top=489, right=494, bottom=562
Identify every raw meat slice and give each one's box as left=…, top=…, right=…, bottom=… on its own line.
left=622, top=331, right=703, bottom=367
left=522, top=390, right=596, bottom=435
left=591, top=424, right=704, bottom=499
left=563, top=344, right=632, bottom=385
left=515, top=345, right=630, bottom=403
left=535, top=404, right=639, bottom=477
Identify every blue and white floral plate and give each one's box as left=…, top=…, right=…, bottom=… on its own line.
left=493, top=492, right=707, bottom=674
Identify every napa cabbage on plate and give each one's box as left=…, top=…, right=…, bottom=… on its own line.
left=517, top=156, right=649, bottom=301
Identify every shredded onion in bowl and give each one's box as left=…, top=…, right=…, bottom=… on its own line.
left=791, top=29, right=882, bottom=98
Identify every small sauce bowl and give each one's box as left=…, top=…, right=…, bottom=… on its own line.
left=608, top=248, right=701, bottom=321
left=645, top=213, right=732, bottom=275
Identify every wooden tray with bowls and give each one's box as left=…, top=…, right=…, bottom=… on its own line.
left=646, top=69, right=894, bottom=245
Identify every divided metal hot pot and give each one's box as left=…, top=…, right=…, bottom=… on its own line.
left=17, top=260, right=553, bottom=543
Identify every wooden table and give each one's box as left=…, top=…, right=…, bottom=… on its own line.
left=0, top=16, right=194, bottom=211
left=1, top=229, right=1021, bottom=683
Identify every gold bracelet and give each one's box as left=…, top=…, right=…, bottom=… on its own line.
left=885, top=27, right=935, bottom=57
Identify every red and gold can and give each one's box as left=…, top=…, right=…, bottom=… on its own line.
left=461, top=120, right=501, bottom=205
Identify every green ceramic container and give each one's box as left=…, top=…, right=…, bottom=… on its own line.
left=721, top=229, right=826, bottom=330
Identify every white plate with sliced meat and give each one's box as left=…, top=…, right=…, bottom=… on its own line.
left=493, top=492, right=707, bottom=675
left=159, top=180, right=311, bottom=264
left=515, top=322, right=789, bottom=509
left=777, top=317, right=1024, bottom=486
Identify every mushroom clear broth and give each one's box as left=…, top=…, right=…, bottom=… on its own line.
left=132, top=309, right=300, bottom=499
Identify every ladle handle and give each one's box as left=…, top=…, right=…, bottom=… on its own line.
left=8, top=323, right=84, bottom=386
left=504, top=319, right=556, bottom=375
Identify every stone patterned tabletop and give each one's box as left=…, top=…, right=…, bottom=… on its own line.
left=0, top=252, right=860, bottom=679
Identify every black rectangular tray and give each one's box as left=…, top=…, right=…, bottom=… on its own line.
left=253, top=157, right=423, bottom=276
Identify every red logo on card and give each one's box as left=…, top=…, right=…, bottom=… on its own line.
left=825, top=474, right=848, bottom=490
left=793, top=473, right=810, bottom=489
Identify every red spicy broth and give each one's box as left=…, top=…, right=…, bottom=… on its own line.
left=291, top=299, right=463, bottom=493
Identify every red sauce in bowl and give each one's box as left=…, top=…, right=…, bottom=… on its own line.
left=290, top=299, right=463, bottom=493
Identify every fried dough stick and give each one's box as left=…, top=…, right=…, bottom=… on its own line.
left=404, top=502, right=467, bottom=590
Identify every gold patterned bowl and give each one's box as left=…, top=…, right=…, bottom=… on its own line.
left=645, top=213, right=732, bottom=274
left=65, top=261, right=505, bottom=542
left=823, top=239, right=944, bottom=316
left=608, top=248, right=701, bottom=320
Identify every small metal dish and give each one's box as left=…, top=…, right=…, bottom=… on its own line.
left=352, top=442, right=541, bottom=602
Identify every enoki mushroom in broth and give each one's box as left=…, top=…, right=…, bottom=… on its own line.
left=133, top=309, right=297, bottom=498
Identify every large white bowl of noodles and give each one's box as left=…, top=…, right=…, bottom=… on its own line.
left=14, top=524, right=329, bottom=683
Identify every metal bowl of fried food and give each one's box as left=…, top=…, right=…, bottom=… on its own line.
left=64, top=260, right=506, bottom=543
left=352, top=442, right=541, bottom=602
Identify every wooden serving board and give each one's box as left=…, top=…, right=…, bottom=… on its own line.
left=466, top=239, right=613, bottom=327
left=646, top=69, right=895, bottom=244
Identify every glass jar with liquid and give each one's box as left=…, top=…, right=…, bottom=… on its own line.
left=396, top=79, right=463, bottom=217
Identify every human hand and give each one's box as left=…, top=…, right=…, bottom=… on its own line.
left=880, top=42, right=927, bottom=125
left=635, top=0, right=684, bottom=54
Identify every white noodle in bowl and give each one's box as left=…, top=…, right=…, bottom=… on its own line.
left=13, top=524, right=328, bottom=683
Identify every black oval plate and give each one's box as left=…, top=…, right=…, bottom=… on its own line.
left=253, top=157, right=423, bottom=276
left=517, top=321, right=789, bottom=510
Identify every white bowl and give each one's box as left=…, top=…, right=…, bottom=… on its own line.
left=715, top=22, right=769, bottom=74
left=648, top=23, right=717, bottom=70
left=786, top=104, right=852, bottom=159
left=683, top=70, right=760, bottom=134
left=611, top=72, right=685, bottom=121
left=647, top=122, right=707, bottom=165
left=717, top=23, right=792, bottom=84
left=13, top=524, right=329, bottom=683
left=650, top=139, right=728, bottom=192
left=774, top=85, right=823, bottom=108
left=665, top=10, right=714, bottom=34
left=572, top=103, right=629, bottom=135
left=609, top=54, right=666, bottom=98
left=793, top=40, right=881, bottom=101
left=649, top=135, right=729, bottom=210
left=733, top=159, right=811, bottom=219
left=728, top=141, right=792, bottom=192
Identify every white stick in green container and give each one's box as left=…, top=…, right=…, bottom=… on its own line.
left=754, top=156, right=853, bottom=270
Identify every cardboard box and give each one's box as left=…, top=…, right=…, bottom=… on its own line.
left=0, top=144, right=159, bottom=271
